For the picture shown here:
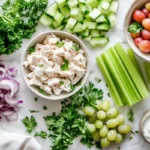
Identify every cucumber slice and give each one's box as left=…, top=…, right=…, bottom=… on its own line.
left=62, top=17, right=69, bottom=24
left=39, top=14, right=53, bottom=26
left=79, top=0, right=86, bottom=3
left=88, top=22, right=97, bottom=29
left=71, top=8, right=80, bottom=16
left=109, top=1, right=119, bottom=13
left=82, top=29, right=89, bottom=37
left=60, top=6, right=70, bottom=18
left=54, top=11, right=64, bottom=24
left=82, top=20, right=89, bottom=30
left=52, top=21, right=60, bottom=28
left=83, top=6, right=92, bottom=17
left=56, top=25, right=65, bottom=30
left=49, top=24, right=55, bottom=29
left=56, top=0, right=66, bottom=8
left=66, top=18, right=77, bottom=30
left=98, top=7, right=110, bottom=15
left=97, top=23, right=109, bottom=31
left=86, top=0, right=99, bottom=8
left=73, top=22, right=83, bottom=33
left=68, top=0, right=78, bottom=8
left=96, top=15, right=108, bottom=23
left=79, top=2, right=86, bottom=10
left=101, top=1, right=110, bottom=10
left=89, top=8, right=101, bottom=19
left=83, top=35, right=91, bottom=42
left=46, top=3, right=58, bottom=17
left=108, top=13, right=116, bottom=28
left=72, top=11, right=83, bottom=22
left=91, top=37, right=109, bottom=47
left=90, top=30, right=101, bottom=37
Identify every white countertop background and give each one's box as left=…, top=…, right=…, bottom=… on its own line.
left=0, top=0, right=150, bottom=150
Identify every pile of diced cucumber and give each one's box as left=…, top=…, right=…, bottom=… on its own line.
left=39, top=0, right=119, bottom=47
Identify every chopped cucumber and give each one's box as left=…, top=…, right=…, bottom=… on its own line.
left=68, top=0, right=78, bottom=8
left=96, top=15, right=108, bottom=23
left=73, top=22, right=83, bottom=32
left=82, top=20, right=89, bottom=30
left=66, top=18, right=77, bottom=30
left=91, top=37, right=109, bottom=47
left=103, top=0, right=112, bottom=2
left=90, top=30, right=101, bottom=37
left=82, top=29, right=89, bottom=37
left=46, top=3, right=58, bottom=17
left=109, top=1, right=119, bottom=13
left=97, top=23, right=109, bottom=31
left=39, top=14, right=53, bottom=26
left=83, top=35, right=91, bottom=42
left=79, top=0, right=86, bottom=3
left=56, top=25, right=65, bottom=30
left=56, top=0, right=66, bottom=8
left=101, top=1, right=110, bottom=10
left=88, top=22, right=97, bottom=29
left=60, top=6, right=70, bottom=18
left=108, top=13, right=116, bottom=28
left=49, top=24, right=55, bottom=29
left=63, top=17, right=69, bottom=24
left=82, top=6, right=92, bottom=15
left=89, top=8, right=101, bottom=19
left=52, top=20, right=60, bottom=28
left=71, top=8, right=80, bottom=16
left=54, top=11, right=64, bottom=25
left=86, top=0, right=99, bottom=8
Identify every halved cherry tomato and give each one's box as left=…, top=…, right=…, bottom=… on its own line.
left=142, top=8, right=149, bottom=17
left=141, top=29, right=150, bottom=40
left=139, top=40, right=150, bottom=53
left=133, top=10, right=146, bottom=23
left=142, top=18, right=150, bottom=30
left=131, top=32, right=140, bottom=38
left=134, top=37, right=143, bottom=46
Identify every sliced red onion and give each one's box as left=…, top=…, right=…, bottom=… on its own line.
left=0, top=61, right=8, bottom=70
left=8, top=68, right=17, bottom=77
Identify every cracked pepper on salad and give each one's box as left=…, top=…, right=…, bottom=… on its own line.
left=23, top=34, right=87, bottom=95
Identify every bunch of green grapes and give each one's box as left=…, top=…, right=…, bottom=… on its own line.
left=83, top=100, right=131, bottom=148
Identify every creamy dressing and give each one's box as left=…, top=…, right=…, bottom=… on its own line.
left=143, top=116, right=150, bottom=143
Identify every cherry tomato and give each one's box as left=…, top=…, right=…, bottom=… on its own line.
left=131, top=32, right=140, bottom=38
left=145, top=2, right=150, bottom=11
left=142, top=8, right=149, bottom=17
left=142, top=19, right=150, bottom=30
left=141, top=29, right=150, bottom=40
left=134, top=37, right=143, bottom=46
left=148, top=13, right=150, bottom=18
left=133, top=10, right=146, bottom=23
left=139, top=40, right=150, bottom=53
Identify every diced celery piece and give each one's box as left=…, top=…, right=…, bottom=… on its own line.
left=91, top=37, right=109, bottom=47
left=54, top=11, right=64, bottom=24
left=86, top=0, right=99, bottom=8
left=144, top=62, right=150, bottom=85
left=88, top=22, right=97, bottom=29
left=96, top=15, right=108, bottom=23
left=82, top=29, right=89, bottom=37
left=39, top=14, right=53, bottom=26
left=101, top=1, right=110, bottom=10
left=66, top=18, right=77, bottom=30
left=82, top=20, right=89, bottom=30
left=72, top=10, right=83, bottom=21
left=82, top=6, right=92, bottom=15
left=56, top=25, right=65, bottom=30
left=98, top=7, right=110, bottom=15
left=52, top=20, right=60, bottom=28
left=89, top=8, right=101, bottom=19
left=60, top=6, right=70, bottom=18
left=56, top=0, right=66, bottom=8
left=73, top=22, right=83, bottom=33
left=90, top=30, right=101, bottom=37
left=109, top=1, right=119, bottom=13
left=68, top=0, right=78, bottom=8
left=97, top=23, right=110, bottom=31
left=71, top=8, right=80, bottom=16
left=108, top=13, right=116, bottom=28
left=46, top=3, right=58, bottom=17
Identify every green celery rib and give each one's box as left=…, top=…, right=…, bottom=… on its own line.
left=144, top=62, right=150, bottom=84
left=109, top=47, right=141, bottom=105
left=96, top=55, right=124, bottom=106
left=114, top=43, right=149, bottom=102
left=103, top=49, right=135, bottom=106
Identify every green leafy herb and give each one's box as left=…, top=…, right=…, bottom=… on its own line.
left=28, top=47, right=35, bottom=54
left=34, top=97, right=38, bottom=101
left=29, top=110, right=39, bottom=113
left=39, top=88, right=48, bottom=96
left=61, top=59, right=69, bottom=71
left=22, top=116, right=37, bottom=133
left=127, top=109, right=134, bottom=122
left=35, top=130, right=47, bottom=139
left=56, top=41, right=64, bottom=47
left=60, top=81, right=64, bottom=85
left=128, top=22, right=143, bottom=33
left=0, top=0, right=48, bottom=55
left=70, top=84, right=76, bottom=91
left=72, top=43, right=80, bottom=51
left=43, top=106, right=47, bottom=110
left=94, top=77, right=102, bottom=83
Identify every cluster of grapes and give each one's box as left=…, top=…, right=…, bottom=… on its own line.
left=83, top=100, right=131, bottom=148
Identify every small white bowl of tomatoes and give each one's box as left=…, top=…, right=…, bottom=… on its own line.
left=124, top=0, right=150, bottom=61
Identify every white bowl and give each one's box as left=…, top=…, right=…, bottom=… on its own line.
left=124, top=0, right=150, bottom=61
left=21, top=31, right=90, bottom=100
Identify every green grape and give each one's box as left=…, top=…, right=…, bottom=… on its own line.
left=118, top=124, right=131, bottom=134
left=86, top=123, right=96, bottom=133
left=97, top=110, right=106, bottom=120
left=116, top=114, right=125, bottom=125
left=101, top=137, right=110, bottom=148
left=83, top=106, right=95, bottom=116
left=106, top=119, right=118, bottom=128
left=92, top=131, right=101, bottom=141
left=94, top=100, right=102, bottom=110
left=101, top=100, right=110, bottom=112
left=89, top=115, right=97, bottom=123
left=99, top=125, right=109, bottom=137
left=107, top=108, right=119, bottom=119
left=107, top=130, right=117, bottom=141
left=95, top=120, right=103, bottom=129
left=115, top=133, right=123, bottom=143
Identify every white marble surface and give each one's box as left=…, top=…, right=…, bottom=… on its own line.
left=0, top=0, right=150, bottom=150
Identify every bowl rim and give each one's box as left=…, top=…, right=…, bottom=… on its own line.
left=21, top=31, right=90, bottom=100
left=123, top=0, right=150, bottom=61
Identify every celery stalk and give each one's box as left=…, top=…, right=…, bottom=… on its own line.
left=144, top=62, right=150, bottom=84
